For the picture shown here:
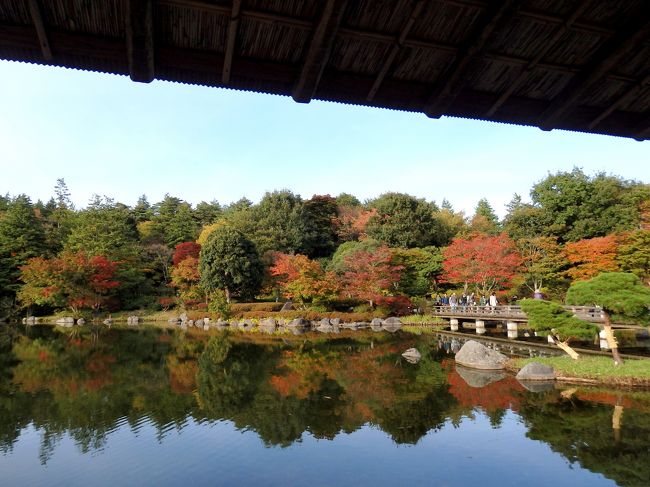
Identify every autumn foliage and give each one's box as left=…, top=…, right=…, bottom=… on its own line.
left=270, top=253, right=339, bottom=305
left=442, top=233, right=522, bottom=295
left=565, top=235, right=619, bottom=281
left=342, top=246, right=403, bottom=308
left=19, top=251, right=121, bottom=312
left=172, top=241, right=201, bottom=266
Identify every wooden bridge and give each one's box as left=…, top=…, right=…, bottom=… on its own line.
left=427, top=305, right=646, bottom=343
left=430, top=305, right=604, bottom=323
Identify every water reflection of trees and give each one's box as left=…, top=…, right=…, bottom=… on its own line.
left=518, top=390, right=650, bottom=487
left=2, top=325, right=650, bottom=487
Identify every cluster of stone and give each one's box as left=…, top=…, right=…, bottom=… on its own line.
left=166, top=316, right=402, bottom=335
left=453, top=339, right=556, bottom=391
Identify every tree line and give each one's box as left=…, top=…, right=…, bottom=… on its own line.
left=0, top=168, right=648, bottom=318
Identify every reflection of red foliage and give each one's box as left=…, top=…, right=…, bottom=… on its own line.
left=575, top=391, right=639, bottom=409
left=38, top=350, right=49, bottom=362
left=447, top=368, right=525, bottom=412
left=270, top=372, right=302, bottom=397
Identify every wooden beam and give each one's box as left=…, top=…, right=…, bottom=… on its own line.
left=367, top=0, right=426, bottom=101
left=159, top=1, right=635, bottom=84
left=486, top=0, right=593, bottom=117
left=588, top=72, right=650, bottom=130
left=222, top=0, right=241, bottom=85
left=27, top=0, right=51, bottom=60
left=125, top=0, right=155, bottom=82
left=292, top=0, right=348, bottom=103
left=161, top=0, right=617, bottom=39
left=539, top=14, right=650, bottom=130
left=424, top=0, right=521, bottom=118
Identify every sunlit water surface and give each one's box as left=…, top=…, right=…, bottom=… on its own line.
left=1, top=325, right=648, bottom=487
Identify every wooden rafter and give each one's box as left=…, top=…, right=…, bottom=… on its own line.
left=588, top=72, right=650, bottom=130
left=366, top=0, right=426, bottom=102
left=292, top=0, right=348, bottom=103
left=539, top=15, right=650, bottom=130
left=27, top=0, right=51, bottom=60
left=424, top=0, right=520, bottom=118
left=125, top=0, right=155, bottom=83
left=222, top=0, right=241, bottom=85
left=486, top=0, right=593, bottom=118
left=159, top=0, right=617, bottom=39
left=158, top=0, right=636, bottom=85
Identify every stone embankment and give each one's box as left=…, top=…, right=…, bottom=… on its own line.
left=166, top=315, right=403, bottom=334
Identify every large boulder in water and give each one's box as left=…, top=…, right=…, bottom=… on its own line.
left=516, top=362, right=555, bottom=381
left=454, top=340, right=507, bottom=370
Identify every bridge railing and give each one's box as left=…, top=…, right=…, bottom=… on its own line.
left=429, top=305, right=604, bottom=322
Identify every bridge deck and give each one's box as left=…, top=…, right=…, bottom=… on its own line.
left=429, top=305, right=605, bottom=324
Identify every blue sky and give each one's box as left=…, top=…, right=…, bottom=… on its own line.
left=1, top=60, right=648, bottom=218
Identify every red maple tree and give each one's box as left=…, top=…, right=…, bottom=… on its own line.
left=342, top=246, right=403, bottom=308
left=442, top=233, right=522, bottom=296
left=172, top=241, right=201, bottom=266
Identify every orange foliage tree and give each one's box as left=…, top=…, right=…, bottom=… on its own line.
left=19, top=251, right=121, bottom=312
left=565, top=235, right=619, bottom=281
left=442, top=233, right=522, bottom=296
left=270, top=253, right=340, bottom=305
left=170, top=242, right=203, bottom=306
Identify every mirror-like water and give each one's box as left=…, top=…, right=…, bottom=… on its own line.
left=1, top=325, right=648, bottom=487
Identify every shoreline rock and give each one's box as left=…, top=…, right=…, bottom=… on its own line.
left=454, top=340, right=508, bottom=370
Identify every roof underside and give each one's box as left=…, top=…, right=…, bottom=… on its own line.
left=1, top=0, right=649, bottom=140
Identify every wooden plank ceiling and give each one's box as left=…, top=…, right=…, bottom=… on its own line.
left=1, top=0, right=649, bottom=140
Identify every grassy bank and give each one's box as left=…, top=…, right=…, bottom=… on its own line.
left=507, top=356, right=650, bottom=387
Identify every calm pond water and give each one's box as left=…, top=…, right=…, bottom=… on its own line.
left=1, top=325, right=649, bottom=487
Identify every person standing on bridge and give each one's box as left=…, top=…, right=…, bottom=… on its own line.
left=489, top=292, right=498, bottom=312
left=450, top=293, right=458, bottom=310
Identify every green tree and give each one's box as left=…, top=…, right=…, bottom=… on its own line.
left=530, top=168, right=649, bottom=242
left=335, top=193, right=361, bottom=207
left=65, top=195, right=139, bottom=259
left=366, top=192, right=443, bottom=248
left=392, top=247, right=443, bottom=297
left=199, top=226, right=264, bottom=302
left=566, top=272, right=650, bottom=365
left=132, top=194, right=153, bottom=223
left=433, top=204, right=468, bottom=246
left=503, top=197, right=547, bottom=240
left=470, top=198, right=500, bottom=235
left=516, top=236, right=568, bottom=298
left=194, top=200, right=222, bottom=226
left=163, top=202, right=199, bottom=247
left=0, top=195, right=46, bottom=298
left=300, top=195, right=339, bottom=258
left=617, top=230, right=650, bottom=285
left=520, top=299, right=598, bottom=359
left=251, top=190, right=305, bottom=255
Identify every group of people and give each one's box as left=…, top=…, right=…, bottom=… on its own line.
left=434, top=292, right=509, bottom=310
